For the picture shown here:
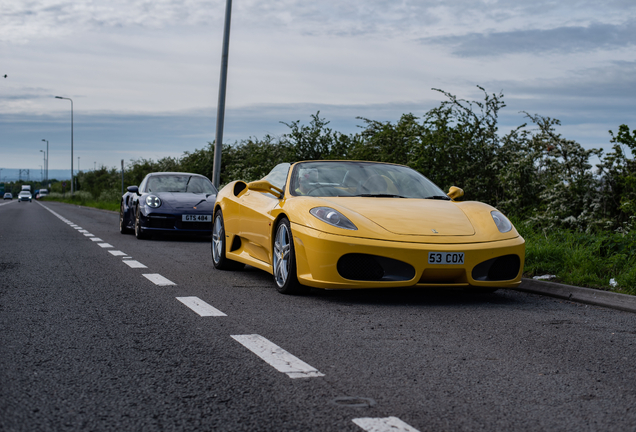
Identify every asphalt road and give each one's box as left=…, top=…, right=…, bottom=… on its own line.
left=1, top=200, right=635, bottom=432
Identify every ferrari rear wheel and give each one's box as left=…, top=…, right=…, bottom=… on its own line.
left=120, top=201, right=133, bottom=234
left=273, top=218, right=308, bottom=295
left=212, top=210, right=244, bottom=270
left=134, top=206, right=149, bottom=240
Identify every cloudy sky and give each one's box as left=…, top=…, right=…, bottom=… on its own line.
left=1, top=0, right=635, bottom=179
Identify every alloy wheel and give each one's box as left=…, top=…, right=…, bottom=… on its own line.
left=273, top=223, right=291, bottom=288
left=212, top=215, right=223, bottom=265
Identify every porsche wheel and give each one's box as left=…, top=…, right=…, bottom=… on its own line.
left=119, top=201, right=133, bottom=234
left=211, top=210, right=244, bottom=270
left=134, top=206, right=149, bottom=240
left=273, top=218, right=308, bottom=295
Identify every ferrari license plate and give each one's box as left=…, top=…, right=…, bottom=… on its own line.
left=182, top=214, right=212, bottom=222
left=428, top=252, right=465, bottom=265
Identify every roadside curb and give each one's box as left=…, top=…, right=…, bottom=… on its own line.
left=516, top=278, right=636, bottom=314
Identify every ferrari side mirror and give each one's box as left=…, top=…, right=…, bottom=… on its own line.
left=127, top=186, right=139, bottom=194
left=447, top=186, right=464, bottom=200
left=247, top=180, right=283, bottom=199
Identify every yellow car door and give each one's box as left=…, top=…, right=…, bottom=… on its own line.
left=238, top=190, right=279, bottom=264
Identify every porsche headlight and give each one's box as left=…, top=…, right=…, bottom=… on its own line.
left=310, top=207, right=357, bottom=230
left=491, top=210, right=512, bottom=233
left=146, top=195, right=162, bottom=208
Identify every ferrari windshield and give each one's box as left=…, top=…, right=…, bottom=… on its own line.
left=290, top=161, right=449, bottom=199
left=145, top=175, right=217, bottom=194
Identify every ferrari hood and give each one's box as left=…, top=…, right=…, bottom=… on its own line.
left=324, top=197, right=475, bottom=236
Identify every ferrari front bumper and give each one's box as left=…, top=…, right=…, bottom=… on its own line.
left=291, top=223, right=525, bottom=290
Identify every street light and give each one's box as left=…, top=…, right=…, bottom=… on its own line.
left=212, top=0, right=233, bottom=188
left=40, top=150, right=46, bottom=182
left=55, top=96, right=73, bottom=194
left=41, top=139, right=49, bottom=182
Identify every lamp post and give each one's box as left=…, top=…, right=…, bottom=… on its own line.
left=41, top=139, right=48, bottom=182
left=212, top=0, right=233, bottom=188
left=55, top=96, right=73, bottom=194
left=40, top=150, right=46, bottom=182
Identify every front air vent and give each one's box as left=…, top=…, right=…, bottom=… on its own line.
left=472, top=254, right=521, bottom=281
left=337, top=254, right=415, bottom=282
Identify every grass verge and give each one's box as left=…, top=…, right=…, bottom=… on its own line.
left=42, top=194, right=119, bottom=212
left=516, top=220, right=636, bottom=295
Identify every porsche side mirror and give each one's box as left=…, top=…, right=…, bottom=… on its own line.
left=447, top=186, right=464, bottom=200
left=127, top=186, right=139, bottom=194
left=247, top=180, right=283, bottom=199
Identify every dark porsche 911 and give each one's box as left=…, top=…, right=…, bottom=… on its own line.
left=120, top=172, right=217, bottom=239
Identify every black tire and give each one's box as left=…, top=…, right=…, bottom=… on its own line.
left=134, top=206, right=149, bottom=239
left=272, top=218, right=308, bottom=295
left=120, top=201, right=133, bottom=234
left=211, top=209, right=244, bottom=270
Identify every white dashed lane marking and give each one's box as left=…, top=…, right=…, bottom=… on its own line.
left=90, top=238, right=103, bottom=242
left=231, top=334, right=325, bottom=379
left=123, top=260, right=148, bottom=269
left=352, top=417, right=421, bottom=432
left=142, top=273, right=175, bottom=285
left=176, top=297, right=226, bottom=316
left=97, top=243, right=113, bottom=248
left=108, top=250, right=128, bottom=256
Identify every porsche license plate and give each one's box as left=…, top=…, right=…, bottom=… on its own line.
left=428, top=252, right=465, bottom=265
left=182, top=214, right=212, bottom=222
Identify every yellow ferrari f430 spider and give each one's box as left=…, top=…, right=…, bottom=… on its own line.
left=212, top=160, right=525, bottom=294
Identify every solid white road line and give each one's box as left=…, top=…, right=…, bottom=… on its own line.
left=97, top=243, right=113, bottom=248
left=123, top=260, right=147, bottom=268
left=108, top=250, right=128, bottom=256
left=142, top=273, right=175, bottom=286
left=0, top=201, right=16, bottom=207
left=176, top=297, right=226, bottom=316
left=90, top=238, right=103, bottom=242
left=231, top=334, right=324, bottom=379
left=352, top=417, right=421, bottom=432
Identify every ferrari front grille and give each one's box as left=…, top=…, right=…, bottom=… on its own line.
left=337, top=254, right=415, bottom=282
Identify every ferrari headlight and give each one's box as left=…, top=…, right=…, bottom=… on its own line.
left=491, top=210, right=512, bottom=233
left=146, top=195, right=162, bottom=208
left=310, top=207, right=357, bottom=230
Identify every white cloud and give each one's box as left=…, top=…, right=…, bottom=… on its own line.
left=1, top=0, right=635, bottom=170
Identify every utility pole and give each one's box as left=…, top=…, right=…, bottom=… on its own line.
left=212, top=0, right=233, bottom=188
left=55, top=96, right=74, bottom=193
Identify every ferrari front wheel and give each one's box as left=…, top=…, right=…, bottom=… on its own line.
left=212, top=210, right=244, bottom=270
left=273, top=218, right=308, bottom=295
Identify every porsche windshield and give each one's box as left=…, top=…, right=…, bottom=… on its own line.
left=290, top=161, right=449, bottom=199
left=146, top=175, right=217, bottom=194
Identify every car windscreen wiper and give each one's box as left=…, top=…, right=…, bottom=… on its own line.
left=423, top=195, right=451, bottom=200
left=353, top=194, right=407, bottom=198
